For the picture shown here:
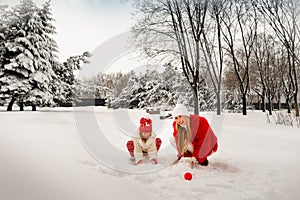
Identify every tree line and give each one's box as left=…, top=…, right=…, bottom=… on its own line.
left=1, top=0, right=299, bottom=116
left=130, top=0, right=300, bottom=116
left=78, top=64, right=217, bottom=112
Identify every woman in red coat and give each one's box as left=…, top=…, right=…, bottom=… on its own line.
left=171, top=104, right=218, bottom=167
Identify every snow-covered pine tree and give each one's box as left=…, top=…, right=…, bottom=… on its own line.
left=111, top=71, right=139, bottom=108
left=0, top=0, right=37, bottom=111
left=162, top=63, right=193, bottom=109
left=135, top=69, right=171, bottom=108
left=112, top=68, right=175, bottom=109
left=0, top=0, right=59, bottom=111
left=162, top=63, right=182, bottom=107
left=52, top=51, right=91, bottom=105
left=110, top=64, right=215, bottom=111
left=128, top=70, right=149, bottom=108
left=198, top=81, right=216, bottom=111
left=0, top=4, right=8, bottom=65
left=24, top=0, right=61, bottom=111
left=0, top=4, right=10, bottom=105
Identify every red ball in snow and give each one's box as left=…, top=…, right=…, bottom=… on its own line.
left=184, top=172, right=193, bottom=181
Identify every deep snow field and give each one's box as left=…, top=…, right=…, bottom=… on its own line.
left=0, top=106, right=300, bottom=200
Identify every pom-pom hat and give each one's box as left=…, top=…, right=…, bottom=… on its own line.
left=139, top=114, right=152, bottom=132
left=172, top=104, right=189, bottom=118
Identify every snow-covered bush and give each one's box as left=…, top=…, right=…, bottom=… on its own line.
left=267, top=111, right=300, bottom=128
left=111, top=65, right=217, bottom=111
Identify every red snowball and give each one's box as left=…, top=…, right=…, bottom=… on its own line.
left=184, top=172, right=192, bottom=181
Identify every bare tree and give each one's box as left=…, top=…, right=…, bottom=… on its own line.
left=199, top=0, right=228, bottom=115
left=131, top=0, right=210, bottom=114
left=221, top=0, right=258, bottom=115
left=223, top=64, right=243, bottom=110
left=277, top=47, right=294, bottom=113
left=252, top=32, right=281, bottom=115
left=255, top=0, right=300, bottom=116
left=251, top=32, right=267, bottom=112
left=264, top=43, right=282, bottom=115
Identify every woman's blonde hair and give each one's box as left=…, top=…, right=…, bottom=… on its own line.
left=176, top=116, right=192, bottom=155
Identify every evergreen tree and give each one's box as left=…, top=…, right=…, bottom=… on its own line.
left=133, top=69, right=170, bottom=108
left=0, top=0, right=38, bottom=111
left=53, top=51, right=91, bottom=105
left=0, top=4, right=8, bottom=66
left=0, top=0, right=59, bottom=111
left=110, top=65, right=216, bottom=111
left=24, top=0, right=61, bottom=110
left=162, top=63, right=193, bottom=109
left=0, top=4, right=9, bottom=105
left=112, top=68, right=174, bottom=109
left=111, top=71, right=140, bottom=109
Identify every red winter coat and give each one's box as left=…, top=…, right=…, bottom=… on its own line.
left=173, top=114, right=218, bottom=163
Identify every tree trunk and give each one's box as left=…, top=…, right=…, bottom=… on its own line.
left=32, top=105, right=37, bottom=111
left=277, top=92, right=281, bottom=110
left=293, top=94, right=299, bottom=117
left=19, top=99, right=24, bottom=111
left=261, top=95, right=266, bottom=112
left=192, top=85, right=199, bottom=115
left=7, top=97, right=16, bottom=111
left=286, top=98, right=291, bottom=114
left=216, top=90, right=221, bottom=115
left=268, top=96, right=272, bottom=115
left=242, top=94, right=247, bottom=115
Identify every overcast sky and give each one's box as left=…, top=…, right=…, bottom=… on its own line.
left=1, top=0, right=133, bottom=62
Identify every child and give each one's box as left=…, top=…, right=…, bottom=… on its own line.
left=126, top=114, right=162, bottom=165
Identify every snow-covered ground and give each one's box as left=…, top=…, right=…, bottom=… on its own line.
left=1, top=107, right=300, bottom=200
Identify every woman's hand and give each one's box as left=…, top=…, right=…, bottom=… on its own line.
left=187, top=143, right=194, bottom=153
left=190, top=157, right=197, bottom=169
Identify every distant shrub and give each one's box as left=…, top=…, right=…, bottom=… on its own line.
left=267, top=111, right=300, bottom=128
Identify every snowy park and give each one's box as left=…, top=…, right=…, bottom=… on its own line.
left=1, top=0, right=300, bottom=200
left=1, top=107, right=300, bottom=200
